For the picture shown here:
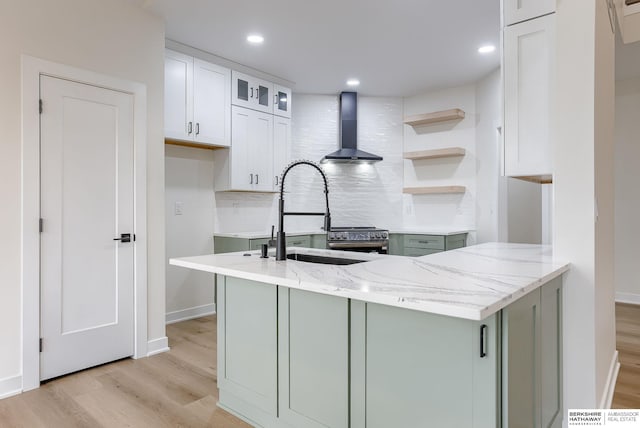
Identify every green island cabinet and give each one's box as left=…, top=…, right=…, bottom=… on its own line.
left=214, top=234, right=326, bottom=254
left=216, top=274, right=562, bottom=428
left=388, top=232, right=468, bottom=256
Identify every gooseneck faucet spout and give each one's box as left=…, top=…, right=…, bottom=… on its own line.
left=276, top=160, right=331, bottom=261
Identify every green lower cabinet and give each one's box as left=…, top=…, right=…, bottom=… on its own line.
left=351, top=302, right=499, bottom=428
left=310, top=233, right=327, bottom=249
left=216, top=275, right=562, bottom=428
left=388, top=233, right=468, bottom=256
left=278, top=287, right=349, bottom=428
left=214, top=234, right=321, bottom=254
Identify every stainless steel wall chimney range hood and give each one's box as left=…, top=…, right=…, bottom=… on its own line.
left=320, top=92, right=383, bottom=164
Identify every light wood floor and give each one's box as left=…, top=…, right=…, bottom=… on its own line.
left=0, top=316, right=249, bottom=427
left=1, top=304, right=639, bottom=426
left=612, top=303, right=640, bottom=408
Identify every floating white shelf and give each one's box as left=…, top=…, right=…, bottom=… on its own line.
left=403, top=186, right=466, bottom=195
left=403, top=147, right=466, bottom=160
left=403, top=108, right=465, bottom=127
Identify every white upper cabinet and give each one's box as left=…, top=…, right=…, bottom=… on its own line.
left=273, top=84, right=292, bottom=119
left=503, top=0, right=555, bottom=26
left=164, top=50, right=193, bottom=142
left=273, top=116, right=291, bottom=191
left=215, top=106, right=274, bottom=192
left=503, top=13, right=555, bottom=178
left=232, top=71, right=274, bottom=114
left=164, top=49, right=231, bottom=147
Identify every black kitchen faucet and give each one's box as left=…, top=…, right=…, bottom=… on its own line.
left=275, top=160, right=331, bottom=261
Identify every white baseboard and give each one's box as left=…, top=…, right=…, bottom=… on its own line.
left=615, top=292, right=640, bottom=305
left=147, top=337, right=170, bottom=357
left=599, top=350, right=620, bottom=409
left=0, top=374, right=22, bottom=400
left=166, top=303, right=216, bottom=325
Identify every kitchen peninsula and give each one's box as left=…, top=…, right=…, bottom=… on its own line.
left=170, top=243, right=569, bottom=428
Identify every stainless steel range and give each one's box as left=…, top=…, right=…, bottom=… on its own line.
left=327, top=227, right=389, bottom=254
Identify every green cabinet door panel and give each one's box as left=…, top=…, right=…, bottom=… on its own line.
left=214, top=236, right=250, bottom=253
left=502, top=287, right=541, bottom=428
left=541, top=277, right=563, bottom=428
left=357, top=303, right=499, bottom=428
left=285, top=235, right=311, bottom=248
left=249, top=238, right=270, bottom=251
left=403, top=234, right=445, bottom=250
left=310, top=234, right=327, bottom=249
left=278, top=287, right=349, bottom=428
left=388, top=234, right=404, bottom=255
left=445, top=234, right=467, bottom=250
left=217, top=275, right=278, bottom=416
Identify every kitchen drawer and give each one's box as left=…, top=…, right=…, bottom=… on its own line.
left=403, top=235, right=445, bottom=250
left=249, top=238, right=270, bottom=251
left=403, top=247, right=442, bottom=257
left=286, top=235, right=311, bottom=248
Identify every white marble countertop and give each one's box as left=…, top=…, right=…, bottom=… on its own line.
left=170, top=243, right=569, bottom=321
left=388, top=228, right=472, bottom=236
left=214, top=230, right=326, bottom=239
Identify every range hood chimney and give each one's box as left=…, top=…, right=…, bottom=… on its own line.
left=320, top=92, right=383, bottom=163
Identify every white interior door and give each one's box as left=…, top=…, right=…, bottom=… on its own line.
left=40, top=75, right=135, bottom=381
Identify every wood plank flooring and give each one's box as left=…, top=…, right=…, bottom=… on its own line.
left=0, top=316, right=250, bottom=427
left=1, top=303, right=639, bottom=426
left=612, top=303, right=640, bottom=408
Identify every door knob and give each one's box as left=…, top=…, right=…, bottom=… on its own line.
left=113, top=233, right=133, bottom=243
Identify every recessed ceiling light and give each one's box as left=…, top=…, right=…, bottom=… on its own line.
left=478, top=45, right=496, bottom=54
left=247, top=34, right=264, bottom=45
left=346, top=79, right=360, bottom=87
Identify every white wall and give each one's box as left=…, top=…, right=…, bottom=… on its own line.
left=403, top=85, right=478, bottom=239
left=165, top=145, right=215, bottom=322
left=614, top=77, right=640, bottom=303
left=475, top=69, right=503, bottom=243
left=554, top=0, right=617, bottom=409
left=0, top=0, right=165, bottom=382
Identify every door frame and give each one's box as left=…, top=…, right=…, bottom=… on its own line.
left=21, top=55, right=148, bottom=391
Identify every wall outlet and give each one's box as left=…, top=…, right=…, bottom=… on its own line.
left=174, top=201, right=184, bottom=215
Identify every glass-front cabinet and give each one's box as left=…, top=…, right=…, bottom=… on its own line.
left=273, top=84, right=292, bottom=119
left=232, top=71, right=274, bottom=114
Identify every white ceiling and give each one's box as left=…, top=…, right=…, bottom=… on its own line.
left=135, top=0, right=501, bottom=96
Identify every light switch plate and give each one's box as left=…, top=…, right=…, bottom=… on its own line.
left=174, top=201, right=184, bottom=215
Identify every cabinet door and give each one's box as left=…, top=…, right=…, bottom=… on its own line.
left=541, top=277, right=563, bottom=428
left=286, top=235, right=311, bottom=248
left=504, top=0, right=555, bottom=26
left=193, top=59, right=231, bottom=147
left=502, top=288, right=541, bottom=427
left=249, top=109, right=274, bottom=192
left=232, top=71, right=274, bottom=114
left=230, top=106, right=253, bottom=190
left=354, top=303, right=498, bottom=428
left=504, top=14, right=555, bottom=178
left=278, top=287, right=349, bottom=428
left=217, top=276, right=278, bottom=415
left=273, top=84, right=292, bottom=118
left=273, top=116, right=291, bottom=190
left=164, top=49, right=193, bottom=141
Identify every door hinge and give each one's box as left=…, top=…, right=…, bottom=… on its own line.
left=39, top=218, right=43, bottom=233
left=39, top=338, right=43, bottom=353
left=39, top=99, right=43, bottom=114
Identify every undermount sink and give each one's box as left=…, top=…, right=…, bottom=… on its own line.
left=286, top=252, right=367, bottom=265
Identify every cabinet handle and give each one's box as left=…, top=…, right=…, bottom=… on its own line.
left=275, top=175, right=279, bottom=186
left=250, top=173, right=253, bottom=184
left=418, top=240, right=431, bottom=244
left=251, top=87, right=254, bottom=99
left=480, top=324, right=488, bottom=358
left=274, top=94, right=278, bottom=105
left=195, top=123, right=200, bottom=136
left=256, top=174, right=259, bottom=185
left=187, top=121, right=193, bottom=135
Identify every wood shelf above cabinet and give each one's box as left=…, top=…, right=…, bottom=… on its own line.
left=404, top=109, right=465, bottom=127
left=403, top=186, right=466, bottom=195
left=404, top=147, right=466, bottom=160
left=511, top=174, right=553, bottom=184
left=165, top=138, right=228, bottom=150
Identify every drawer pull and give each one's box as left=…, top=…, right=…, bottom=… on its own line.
left=480, top=324, right=488, bottom=358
